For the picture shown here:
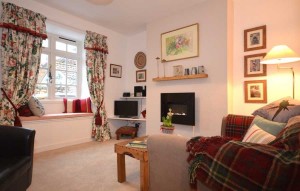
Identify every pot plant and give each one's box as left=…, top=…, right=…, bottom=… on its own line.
left=160, top=108, right=175, bottom=134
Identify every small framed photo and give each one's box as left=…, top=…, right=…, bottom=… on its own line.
left=244, top=80, right=267, bottom=103
left=173, top=65, right=183, bottom=76
left=244, top=53, right=267, bottom=77
left=244, top=25, right=266, bottom=52
left=110, top=64, right=122, bottom=78
left=136, top=70, right=146, bottom=82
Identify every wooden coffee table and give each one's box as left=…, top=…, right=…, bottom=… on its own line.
left=114, top=136, right=148, bottom=191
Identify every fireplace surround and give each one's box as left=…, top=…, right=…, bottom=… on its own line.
left=161, top=92, right=195, bottom=126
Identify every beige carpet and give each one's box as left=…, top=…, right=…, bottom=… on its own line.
left=28, top=139, right=140, bottom=191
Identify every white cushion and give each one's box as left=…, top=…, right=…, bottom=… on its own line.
left=28, top=96, right=45, bottom=116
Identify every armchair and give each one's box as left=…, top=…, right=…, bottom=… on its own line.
left=0, top=125, right=35, bottom=191
left=148, top=114, right=300, bottom=191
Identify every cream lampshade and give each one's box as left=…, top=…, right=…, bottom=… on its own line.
left=261, top=45, right=300, bottom=64
left=261, top=45, right=300, bottom=98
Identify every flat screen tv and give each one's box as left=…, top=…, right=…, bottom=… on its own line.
left=114, top=100, right=138, bottom=118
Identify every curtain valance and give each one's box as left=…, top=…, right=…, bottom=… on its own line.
left=84, top=31, right=108, bottom=54
left=0, top=2, right=47, bottom=39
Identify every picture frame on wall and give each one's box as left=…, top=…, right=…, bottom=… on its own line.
left=244, top=53, right=267, bottom=77
left=244, top=25, right=266, bottom=52
left=136, top=70, right=146, bottom=82
left=161, top=23, right=199, bottom=62
left=110, top=64, right=122, bottom=78
left=244, top=80, right=267, bottom=103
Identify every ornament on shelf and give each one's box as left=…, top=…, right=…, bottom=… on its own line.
left=162, top=59, right=166, bottom=77
left=156, top=57, right=160, bottom=77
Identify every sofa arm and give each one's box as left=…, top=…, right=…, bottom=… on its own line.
left=0, top=126, right=35, bottom=157
left=221, top=114, right=254, bottom=139
left=148, top=134, right=191, bottom=191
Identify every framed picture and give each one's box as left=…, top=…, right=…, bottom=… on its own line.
left=110, top=64, right=122, bottom=78
left=244, top=25, right=266, bottom=52
left=244, top=80, right=267, bottom=103
left=244, top=53, right=267, bottom=77
left=136, top=70, right=146, bottom=82
left=173, top=65, right=183, bottom=76
left=161, top=23, right=199, bottom=62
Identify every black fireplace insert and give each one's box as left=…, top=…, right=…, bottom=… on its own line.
left=161, top=92, right=195, bottom=126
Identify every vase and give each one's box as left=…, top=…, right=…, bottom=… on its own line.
left=160, top=125, right=175, bottom=134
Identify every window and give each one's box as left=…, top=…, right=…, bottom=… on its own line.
left=35, top=34, right=82, bottom=99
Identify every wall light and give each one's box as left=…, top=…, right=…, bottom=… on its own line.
left=261, top=45, right=300, bottom=98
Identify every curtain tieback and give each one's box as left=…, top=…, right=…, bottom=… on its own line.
left=95, top=107, right=102, bottom=126
left=1, top=88, right=22, bottom=127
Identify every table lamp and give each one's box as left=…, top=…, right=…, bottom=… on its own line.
left=261, top=45, right=300, bottom=98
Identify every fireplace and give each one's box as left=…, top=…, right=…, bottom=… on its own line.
left=161, top=92, right=195, bottom=126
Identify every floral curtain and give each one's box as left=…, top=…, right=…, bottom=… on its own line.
left=84, top=31, right=111, bottom=141
left=0, top=2, right=47, bottom=125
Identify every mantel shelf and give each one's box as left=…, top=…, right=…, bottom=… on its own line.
left=152, top=73, right=208, bottom=82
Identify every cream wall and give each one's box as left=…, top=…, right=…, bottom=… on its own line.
left=232, top=0, right=300, bottom=115
left=146, top=0, right=231, bottom=137
left=109, top=31, right=148, bottom=137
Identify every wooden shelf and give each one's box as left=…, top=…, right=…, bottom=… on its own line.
left=152, top=73, right=208, bottom=81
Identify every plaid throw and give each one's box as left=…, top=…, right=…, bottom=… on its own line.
left=187, top=119, right=300, bottom=191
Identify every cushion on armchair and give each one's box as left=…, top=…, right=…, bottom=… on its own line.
left=249, top=115, right=286, bottom=136
left=242, top=124, right=275, bottom=144
left=252, top=97, right=300, bottom=123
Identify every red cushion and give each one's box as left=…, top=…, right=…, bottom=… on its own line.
left=18, top=103, right=34, bottom=116
left=63, top=98, right=92, bottom=113
left=63, top=98, right=80, bottom=113
left=80, top=97, right=92, bottom=113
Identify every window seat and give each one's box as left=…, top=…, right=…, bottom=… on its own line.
left=20, top=113, right=94, bottom=153
left=20, top=113, right=94, bottom=121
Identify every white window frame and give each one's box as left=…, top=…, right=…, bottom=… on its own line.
left=36, top=33, right=82, bottom=100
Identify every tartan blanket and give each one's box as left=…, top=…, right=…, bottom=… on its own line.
left=187, top=120, right=300, bottom=191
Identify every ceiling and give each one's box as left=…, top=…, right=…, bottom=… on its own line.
left=33, top=0, right=207, bottom=35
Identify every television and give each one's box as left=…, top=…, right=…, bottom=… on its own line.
left=114, top=100, right=138, bottom=118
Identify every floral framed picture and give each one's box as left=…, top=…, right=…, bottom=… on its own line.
left=244, top=80, right=267, bottom=103
left=244, top=25, right=266, bottom=52
left=244, top=53, right=267, bottom=77
left=136, top=70, right=146, bottom=82
left=161, top=23, right=199, bottom=62
left=110, top=64, right=122, bottom=78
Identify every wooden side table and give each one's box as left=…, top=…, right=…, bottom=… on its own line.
left=114, top=136, right=148, bottom=191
